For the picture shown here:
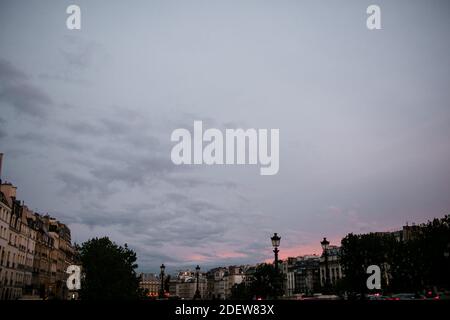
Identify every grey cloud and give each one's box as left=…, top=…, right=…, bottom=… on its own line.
left=60, top=35, right=107, bottom=70
left=99, top=118, right=130, bottom=135
left=0, top=59, right=53, bottom=117
left=165, top=175, right=237, bottom=189
left=0, top=117, right=6, bottom=139
left=2, top=1, right=450, bottom=271
left=56, top=171, right=96, bottom=195
left=38, top=72, right=90, bottom=86
left=60, top=184, right=259, bottom=261
left=89, top=156, right=175, bottom=186
left=0, top=84, right=52, bottom=117
left=137, top=250, right=184, bottom=267
left=63, top=106, right=164, bottom=147
left=65, top=121, right=106, bottom=136
left=52, top=108, right=240, bottom=195
left=55, top=169, right=120, bottom=200
left=170, top=111, right=245, bottom=133
left=68, top=197, right=232, bottom=248
left=37, top=36, right=107, bottom=85
left=15, top=132, right=86, bottom=153
left=65, top=116, right=134, bottom=138
left=0, top=58, right=28, bottom=82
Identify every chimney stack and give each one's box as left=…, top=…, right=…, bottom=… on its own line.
left=0, top=153, right=3, bottom=183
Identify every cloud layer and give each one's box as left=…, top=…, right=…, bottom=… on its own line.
left=1, top=0, right=450, bottom=272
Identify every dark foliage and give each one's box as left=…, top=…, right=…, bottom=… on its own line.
left=230, top=263, right=284, bottom=299
left=78, top=237, right=142, bottom=300
left=340, top=215, right=450, bottom=294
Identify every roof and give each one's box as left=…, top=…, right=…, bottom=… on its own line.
left=0, top=191, right=11, bottom=208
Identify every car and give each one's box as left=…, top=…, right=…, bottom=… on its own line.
left=367, top=294, right=390, bottom=300
left=389, top=293, right=423, bottom=300
left=423, top=290, right=440, bottom=300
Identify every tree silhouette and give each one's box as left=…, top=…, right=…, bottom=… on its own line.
left=230, top=263, right=283, bottom=299
left=78, top=237, right=142, bottom=300
left=340, top=215, right=450, bottom=295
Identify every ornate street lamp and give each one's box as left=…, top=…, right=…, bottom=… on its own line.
left=271, top=233, right=281, bottom=272
left=321, top=237, right=331, bottom=293
left=159, top=263, right=165, bottom=299
left=271, top=233, right=281, bottom=299
left=193, top=265, right=201, bottom=299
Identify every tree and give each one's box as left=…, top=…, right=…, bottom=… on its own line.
left=252, top=264, right=284, bottom=299
left=340, top=232, right=396, bottom=296
left=164, top=274, right=171, bottom=293
left=229, top=264, right=284, bottom=300
left=340, top=215, right=450, bottom=295
left=78, top=237, right=142, bottom=300
left=230, top=282, right=252, bottom=300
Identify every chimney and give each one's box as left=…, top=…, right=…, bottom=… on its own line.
left=0, top=183, right=17, bottom=200
left=0, top=154, right=17, bottom=199
left=0, top=153, right=3, bottom=183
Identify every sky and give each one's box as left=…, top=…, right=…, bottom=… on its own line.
left=0, top=0, right=449, bottom=273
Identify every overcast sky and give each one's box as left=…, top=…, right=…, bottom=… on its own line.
left=1, top=0, right=449, bottom=272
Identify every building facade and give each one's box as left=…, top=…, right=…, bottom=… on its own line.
left=319, top=245, right=343, bottom=289
left=0, top=190, right=12, bottom=299
left=0, top=182, right=23, bottom=300
left=206, top=267, right=226, bottom=300
left=0, top=178, right=74, bottom=300
left=174, top=270, right=207, bottom=299
left=223, top=266, right=245, bottom=299
left=139, top=273, right=160, bottom=298
left=285, top=255, right=320, bottom=297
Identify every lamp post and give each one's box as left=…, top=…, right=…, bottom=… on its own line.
left=271, top=233, right=281, bottom=299
left=271, top=233, right=281, bottom=272
left=193, top=265, right=201, bottom=299
left=159, top=263, right=165, bottom=299
left=321, top=237, right=331, bottom=294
